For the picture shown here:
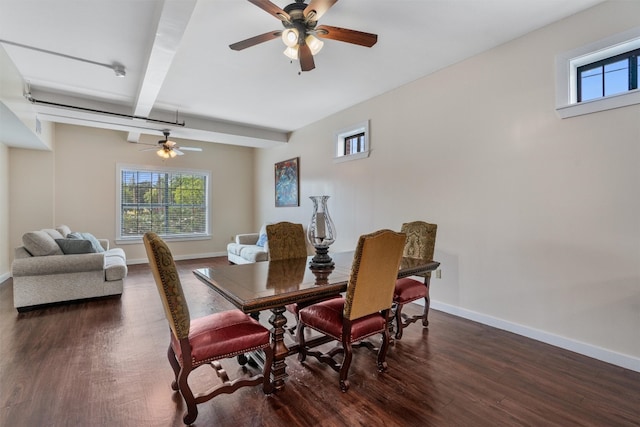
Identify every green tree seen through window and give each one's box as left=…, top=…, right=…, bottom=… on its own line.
left=119, top=168, right=209, bottom=239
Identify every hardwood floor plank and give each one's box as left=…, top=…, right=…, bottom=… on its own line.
left=1, top=256, right=638, bottom=426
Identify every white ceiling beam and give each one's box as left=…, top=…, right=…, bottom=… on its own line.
left=127, top=0, right=198, bottom=143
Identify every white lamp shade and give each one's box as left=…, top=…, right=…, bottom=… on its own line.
left=283, top=46, right=299, bottom=60
left=306, top=35, right=324, bottom=55
left=281, top=28, right=299, bottom=47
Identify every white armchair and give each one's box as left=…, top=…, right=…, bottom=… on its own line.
left=226, top=225, right=269, bottom=264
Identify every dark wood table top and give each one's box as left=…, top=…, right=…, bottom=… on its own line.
left=193, top=251, right=440, bottom=313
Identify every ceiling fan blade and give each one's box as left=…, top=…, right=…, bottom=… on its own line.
left=304, top=0, right=337, bottom=22
left=139, top=147, right=158, bottom=152
left=177, top=147, right=203, bottom=152
left=230, top=30, right=282, bottom=51
left=248, top=0, right=291, bottom=22
left=299, top=43, right=315, bottom=72
left=315, top=25, right=378, bottom=47
left=173, top=149, right=185, bottom=156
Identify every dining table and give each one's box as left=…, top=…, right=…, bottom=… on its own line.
left=193, top=251, right=439, bottom=391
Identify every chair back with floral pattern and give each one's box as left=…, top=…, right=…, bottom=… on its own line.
left=143, top=232, right=190, bottom=340
left=266, top=222, right=308, bottom=261
left=401, top=221, right=437, bottom=278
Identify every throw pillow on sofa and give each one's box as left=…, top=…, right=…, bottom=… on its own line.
left=68, top=232, right=105, bottom=253
left=55, top=238, right=96, bottom=254
left=22, top=231, right=64, bottom=256
left=256, top=233, right=268, bottom=247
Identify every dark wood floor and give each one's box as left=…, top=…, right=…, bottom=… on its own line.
left=1, top=257, right=638, bottom=426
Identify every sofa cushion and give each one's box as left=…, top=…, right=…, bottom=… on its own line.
left=239, top=245, right=269, bottom=262
left=55, top=238, right=96, bottom=254
left=56, top=225, right=72, bottom=238
left=42, top=229, right=65, bottom=240
left=22, top=231, right=64, bottom=256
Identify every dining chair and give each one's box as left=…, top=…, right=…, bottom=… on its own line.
left=266, top=221, right=308, bottom=261
left=393, top=221, right=438, bottom=339
left=297, top=229, right=406, bottom=392
left=143, top=232, right=273, bottom=425
left=266, top=222, right=309, bottom=333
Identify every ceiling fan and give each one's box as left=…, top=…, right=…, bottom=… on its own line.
left=140, top=130, right=203, bottom=159
left=229, top=0, right=378, bottom=72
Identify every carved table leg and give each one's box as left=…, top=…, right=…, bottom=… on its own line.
left=423, top=276, right=431, bottom=327
left=269, top=306, right=289, bottom=391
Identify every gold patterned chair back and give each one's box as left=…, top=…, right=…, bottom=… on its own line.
left=344, top=229, right=406, bottom=320
left=266, top=222, right=308, bottom=261
left=401, top=221, right=437, bottom=278
left=143, top=232, right=190, bottom=340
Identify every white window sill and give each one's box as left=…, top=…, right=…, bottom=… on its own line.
left=333, top=150, right=370, bottom=163
left=116, top=234, right=211, bottom=245
left=556, top=89, right=640, bottom=119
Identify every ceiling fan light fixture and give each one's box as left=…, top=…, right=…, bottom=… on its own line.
left=281, top=28, right=299, bottom=47
left=306, top=35, right=324, bottom=55
left=283, top=45, right=299, bottom=60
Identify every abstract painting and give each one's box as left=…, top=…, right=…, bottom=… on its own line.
left=274, top=157, right=299, bottom=207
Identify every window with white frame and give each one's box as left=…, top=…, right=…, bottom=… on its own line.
left=555, top=26, right=640, bottom=119
left=116, top=164, right=210, bottom=242
left=334, top=120, right=370, bottom=163
left=577, top=48, right=639, bottom=102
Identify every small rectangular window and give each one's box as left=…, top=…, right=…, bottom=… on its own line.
left=344, top=132, right=365, bottom=155
left=555, top=26, right=640, bottom=119
left=577, top=48, right=639, bottom=102
left=334, top=120, right=370, bottom=163
left=117, top=164, right=210, bottom=241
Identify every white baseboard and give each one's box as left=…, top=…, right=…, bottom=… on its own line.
left=0, top=271, right=10, bottom=284
left=430, top=300, right=640, bottom=373
left=127, top=251, right=228, bottom=265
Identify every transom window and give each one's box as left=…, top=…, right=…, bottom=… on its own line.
left=116, top=164, right=210, bottom=241
left=334, top=120, right=370, bottom=163
left=344, top=132, right=366, bottom=155
left=578, top=48, right=639, bottom=102
left=555, top=26, right=640, bottom=119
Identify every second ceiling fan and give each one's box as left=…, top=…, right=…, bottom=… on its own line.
left=229, top=0, right=378, bottom=72
left=140, top=130, right=203, bottom=159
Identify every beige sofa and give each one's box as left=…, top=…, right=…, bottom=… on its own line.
left=11, top=225, right=127, bottom=311
left=226, top=224, right=269, bottom=264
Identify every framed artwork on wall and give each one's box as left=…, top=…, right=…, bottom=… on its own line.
left=274, top=157, right=299, bottom=207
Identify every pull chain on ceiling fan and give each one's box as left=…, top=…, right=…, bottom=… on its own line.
left=229, top=0, right=378, bottom=72
left=139, top=130, right=203, bottom=159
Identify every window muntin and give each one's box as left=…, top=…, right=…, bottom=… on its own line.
left=577, top=49, right=639, bottom=102
left=117, top=165, right=209, bottom=241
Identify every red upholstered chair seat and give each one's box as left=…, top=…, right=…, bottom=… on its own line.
left=171, top=309, right=271, bottom=365
left=394, top=278, right=427, bottom=304
left=299, top=297, right=387, bottom=342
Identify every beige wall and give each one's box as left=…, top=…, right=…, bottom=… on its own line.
left=0, top=142, right=9, bottom=280
left=255, top=1, right=640, bottom=366
left=9, top=124, right=256, bottom=264
left=8, top=144, right=56, bottom=251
